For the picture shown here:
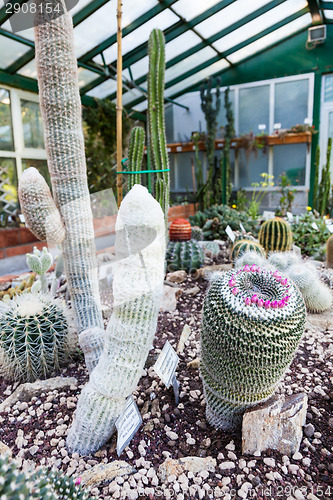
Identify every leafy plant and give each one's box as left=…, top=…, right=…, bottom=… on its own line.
left=275, top=173, right=297, bottom=216
left=291, top=211, right=331, bottom=257
left=247, top=172, right=274, bottom=219
left=234, top=188, right=248, bottom=212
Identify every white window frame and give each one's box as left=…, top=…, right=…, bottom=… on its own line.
left=319, top=74, right=333, bottom=181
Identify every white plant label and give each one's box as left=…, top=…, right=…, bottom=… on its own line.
left=286, top=212, right=293, bottom=222
left=225, top=225, right=236, bottom=242
left=263, top=211, right=275, bottom=221
left=116, top=396, right=142, bottom=457
left=327, top=225, right=333, bottom=233
left=311, top=222, right=319, bottom=231
left=154, top=340, right=179, bottom=389
left=258, top=124, right=266, bottom=130
left=19, top=214, right=25, bottom=223
left=239, top=223, right=246, bottom=233
left=274, top=123, right=282, bottom=130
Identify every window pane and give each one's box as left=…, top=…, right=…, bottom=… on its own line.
left=324, top=75, right=333, bottom=102
left=22, top=159, right=50, bottom=188
left=21, top=100, right=44, bottom=149
left=0, top=157, right=18, bottom=215
left=0, top=89, right=14, bottom=151
left=273, top=144, right=306, bottom=186
left=238, top=149, right=269, bottom=188
left=275, top=79, right=309, bottom=129
left=239, top=86, right=270, bottom=134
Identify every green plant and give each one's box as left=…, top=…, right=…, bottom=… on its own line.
left=312, top=144, right=320, bottom=212
left=190, top=131, right=206, bottom=210
left=247, top=172, right=274, bottom=219
left=200, top=266, right=306, bottom=430
left=327, top=235, right=333, bottom=268
left=234, top=189, right=248, bottom=212
left=235, top=131, right=269, bottom=160
left=259, top=218, right=293, bottom=253
left=26, top=246, right=53, bottom=294
left=191, top=225, right=203, bottom=241
left=221, top=87, right=235, bottom=205
left=0, top=273, right=35, bottom=300
left=0, top=292, right=73, bottom=382
left=126, top=126, right=145, bottom=190
left=0, top=454, right=92, bottom=499
left=291, top=212, right=331, bottom=257
left=231, top=239, right=265, bottom=261
left=318, top=137, right=332, bottom=216
left=148, top=29, right=170, bottom=230
left=288, top=263, right=332, bottom=313
left=166, top=240, right=204, bottom=273
left=276, top=173, right=297, bottom=217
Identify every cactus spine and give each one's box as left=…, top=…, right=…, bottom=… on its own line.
left=327, top=235, right=333, bottom=268
left=166, top=240, right=204, bottom=273
left=231, top=239, right=265, bottom=261
left=127, top=126, right=145, bottom=190
left=18, top=0, right=104, bottom=371
left=259, top=218, right=293, bottom=253
left=200, top=267, right=306, bottom=430
left=148, top=29, right=170, bottom=230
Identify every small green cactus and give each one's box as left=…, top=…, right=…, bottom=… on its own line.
left=259, top=218, right=293, bottom=253
left=287, top=263, right=332, bottom=313
left=191, top=226, right=204, bottom=241
left=26, top=246, right=53, bottom=293
left=166, top=240, right=204, bottom=273
left=231, top=239, right=265, bottom=261
left=0, top=292, right=73, bottom=382
left=327, top=235, right=333, bottom=268
left=127, top=126, right=145, bottom=190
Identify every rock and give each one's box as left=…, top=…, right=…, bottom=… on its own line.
left=177, top=325, right=191, bottom=354
left=158, top=457, right=216, bottom=482
left=166, top=271, right=187, bottom=283
left=242, top=393, right=308, bottom=457
left=0, top=377, right=78, bottom=412
left=184, top=286, right=200, bottom=296
left=193, top=263, right=232, bottom=279
left=303, top=423, right=315, bottom=438
left=0, top=441, right=12, bottom=456
left=76, top=461, right=136, bottom=487
left=219, top=462, right=236, bottom=470
left=160, top=285, right=182, bottom=312
left=187, top=358, right=200, bottom=369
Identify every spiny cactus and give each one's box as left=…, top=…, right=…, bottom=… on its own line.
left=191, top=226, right=204, bottom=241
left=169, top=219, right=192, bottom=241
left=127, top=126, right=145, bottom=190
left=18, top=0, right=104, bottom=372
left=200, top=265, right=305, bottom=430
left=287, top=263, right=332, bottom=313
left=259, top=218, right=293, bottom=253
left=0, top=454, right=92, bottom=499
left=148, top=29, right=170, bottom=230
left=231, top=239, right=265, bottom=261
left=67, top=185, right=165, bottom=454
left=267, top=251, right=301, bottom=272
left=199, top=240, right=221, bottom=258
left=0, top=274, right=35, bottom=300
left=26, top=246, right=53, bottom=293
left=234, top=251, right=267, bottom=270
left=327, top=235, right=333, bottom=269
left=166, top=240, right=204, bottom=273
left=0, top=292, right=74, bottom=382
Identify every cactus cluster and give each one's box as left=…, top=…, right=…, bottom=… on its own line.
left=0, top=454, right=91, bottom=499
left=199, top=240, right=221, bottom=259
left=127, top=126, right=145, bottom=190
left=267, top=251, right=300, bottom=272
left=231, top=239, right=265, bottom=261
left=234, top=251, right=267, bottom=270
left=166, top=240, right=204, bottom=273
left=287, top=263, right=332, bottom=313
left=259, top=218, right=293, bottom=253
left=0, top=292, right=73, bottom=382
left=191, top=226, right=204, bottom=241
left=0, top=274, right=35, bottom=300
left=200, top=265, right=306, bottom=430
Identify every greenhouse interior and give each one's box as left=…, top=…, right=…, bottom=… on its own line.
left=0, top=1, right=332, bottom=499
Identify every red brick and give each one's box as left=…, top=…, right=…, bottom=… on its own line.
left=6, top=244, right=33, bottom=258
left=0, top=273, right=17, bottom=284
left=0, top=228, right=20, bottom=248
left=19, top=227, right=40, bottom=244
left=0, top=250, right=4, bottom=259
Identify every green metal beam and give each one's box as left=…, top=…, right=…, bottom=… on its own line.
left=307, top=0, right=323, bottom=23
left=320, top=2, right=333, bottom=10
left=0, top=26, right=34, bottom=47
left=79, top=0, right=180, bottom=63
left=0, top=68, right=38, bottom=92
left=0, top=0, right=27, bottom=25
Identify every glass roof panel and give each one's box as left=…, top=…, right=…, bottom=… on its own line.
left=165, top=47, right=216, bottom=83
left=172, top=0, right=223, bottom=22
left=165, top=59, right=230, bottom=98
left=133, top=100, right=148, bottom=112
left=122, top=88, right=145, bottom=106
left=228, top=13, right=311, bottom=64
left=77, top=67, right=100, bottom=88
left=324, top=10, right=333, bottom=20
left=86, top=78, right=117, bottom=99
left=2, top=20, right=35, bottom=40
left=213, top=0, right=308, bottom=53
left=0, top=36, right=31, bottom=69
left=17, top=59, right=37, bottom=78
left=195, top=0, right=273, bottom=38
left=127, top=56, right=149, bottom=80
left=165, top=31, right=202, bottom=61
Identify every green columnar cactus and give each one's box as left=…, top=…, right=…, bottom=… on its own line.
left=200, top=266, right=306, bottom=430
left=127, top=126, right=145, bottom=190
left=0, top=454, right=92, bottom=499
left=231, top=239, right=266, bottom=261
left=287, top=263, right=332, bottom=313
left=191, top=226, right=204, bottom=241
left=19, top=0, right=104, bottom=371
left=67, top=185, right=165, bottom=454
left=259, top=218, right=293, bottom=253
left=26, top=246, right=53, bottom=293
left=166, top=240, right=204, bottom=273
left=148, top=29, right=170, bottom=230
left=267, top=251, right=301, bottom=272
left=312, top=144, right=320, bottom=211
left=327, top=235, right=333, bottom=268
left=319, top=137, right=332, bottom=216
left=0, top=292, right=73, bottom=382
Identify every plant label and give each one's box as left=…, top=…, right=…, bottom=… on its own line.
left=311, top=222, right=319, bottom=231
left=225, top=225, right=236, bottom=242
left=19, top=214, right=25, bottom=223
left=287, top=212, right=293, bottom=222
left=258, top=124, right=266, bottom=130
left=154, top=340, right=179, bottom=389
left=263, top=211, right=275, bottom=221
left=239, top=223, right=246, bottom=234
left=172, top=375, right=180, bottom=405
left=274, top=123, right=282, bottom=130
left=327, top=225, right=333, bottom=234
left=115, top=396, right=142, bottom=457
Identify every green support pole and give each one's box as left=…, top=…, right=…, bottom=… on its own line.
left=309, top=71, right=322, bottom=206
left=147, top=148, right=152, bottom=194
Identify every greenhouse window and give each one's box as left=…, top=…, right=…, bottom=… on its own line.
left=0, top=158, right=17, bottom=214
left=21, top=100, right=44, bottom=149
left=0, top=89, right=14, bottom=151
left=324, top=75, right=333, bottom=102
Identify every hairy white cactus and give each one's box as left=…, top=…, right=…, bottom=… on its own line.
left=234, top=251, right=267, bottom=269
left=268, top=251, right=301, bottom=271
left=66, top=185, right=165, bottom=454
left=288, top=263, right=332, bottom=313
left=26, top=246, right=53, bottom=293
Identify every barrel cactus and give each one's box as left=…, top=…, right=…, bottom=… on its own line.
left=191, top=226, right=204, bottom=241
left=231, top=239, right=265, bottom=261
left=0, top=292, right=74, bottom=382
left=200, top=265, right=306, bottom=431
left=288, top=263, right=332, bottom=313
left=199, top=240, right=221, bottom=258
left=169, top=219, right=192, bottom=241
left=267, top=251, right=300, bottom=271
left=166, top=240, right=204, bottom=273
left=259, top=218, right=293, bottom=253
left=327, top=235, right=333, bottom=268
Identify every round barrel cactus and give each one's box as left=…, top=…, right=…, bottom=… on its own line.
left=166, top=240, right=204, bottom=273
left=191, top=225, right=204, bottom=241
left=169, top=219, right=192, bottom=241
left=231, top=239, right=265, bottom=261
left=200, top=265, right=306, bottom=431
left=259, top=218, right=293, bottom=253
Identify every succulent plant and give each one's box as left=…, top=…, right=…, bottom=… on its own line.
left=199, top=240, right=221, bottom=258
left=200, top=265, right=305, bottom=430
left=259, top=218, right=293, bottom=253
left=191, top=226, right=204, bottom=241
left=26, top=246, right=53, bottom=293
left=127, top=126, right=145, bottom=190
left=234, top=251, right=267, bottom=270
left=0, top=274, right=35, bottom=300
left=327, top=235, right=333, bottom=269
left=287, top=263, right=332, bottom=313
left=231, top=239, right=265, bottom=261
left=267, top=251, right=301, bottom=272
left=169, top=219, right=192, bottom=241
left=0, top=292, right=73, bottom=382
left=166, top=240, right=204, bottom=273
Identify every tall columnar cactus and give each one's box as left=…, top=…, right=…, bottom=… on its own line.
left=231, top=239, right=265, bottom=262
left=200, top=266, right=306, bottom=430
left=327, top=235, right=333, bottom=268
left=26, top=246, right=53, bottom=293
left=18, top=0, right=104, bottom=371
left=319, top=137, right=332, bottom=216
left=288, top=263, right=332, bottom=313
left=127, top=126, right=145, bottom=190
left=166, top=240, right=204, bottom=273
left=0, top=292, right=73, bottom=382
left=67, top=185, right=165, bottom=454
left=259, top=218, right=293, bottom=253
left=148, top=29, right=170, bottom=230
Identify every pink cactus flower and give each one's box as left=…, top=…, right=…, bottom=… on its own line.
left=271, top=300, right=278, bottom=309
left=257, top=299, right=264, bottom=307
left=264, top=300, right=271, bottom=309
left=256, top=267, right=261, bottom=273
left=244, top=297, right=251, bottom=306
left=282, top=278, right=288, bottom=286
left=251, top=294, right=258, bottom=304
left=75, top=477, right=82, bottom=486
left=228, top=278, right=236, bottom=287
left=278, top=300, right=285, bottom=308
left=232, top=287, right=239, bottom=295
left=273, top=271, right=279, bottom=277
left=243, top=265, right=250, bottom=272
left=250, top=265, right=257, bottom=272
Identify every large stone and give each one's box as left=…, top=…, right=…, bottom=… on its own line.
left=76, top=461, right=135, bottom=487
left=0, top=377, right=77, bottom=412
left=305, top=309, right=333, bottom=331
left=158, top=457, right=216, bottom=482
left=0, top=441, right=12, bottom=456
left=193, top=263, right=232, bottom=279
left=177, top=325, right=191, bottom=354
left=166, top=270, right=187, bottom=283
left=242, top=393, right=308, bottom=457
left=160, top=285, right=182, bottom=312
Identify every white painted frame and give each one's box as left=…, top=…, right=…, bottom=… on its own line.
left=319, top=74, right=333, bottom=181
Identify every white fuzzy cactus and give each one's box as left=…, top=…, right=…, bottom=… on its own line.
left=66, top=185, right=165, bottom=454
left=234, top=251, right=267, bottom=269
left=26, top=246, right=53, bottom=293
left=287, top=263, right=332, bottom=313
left=267, top=251, right=301, bottom=271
